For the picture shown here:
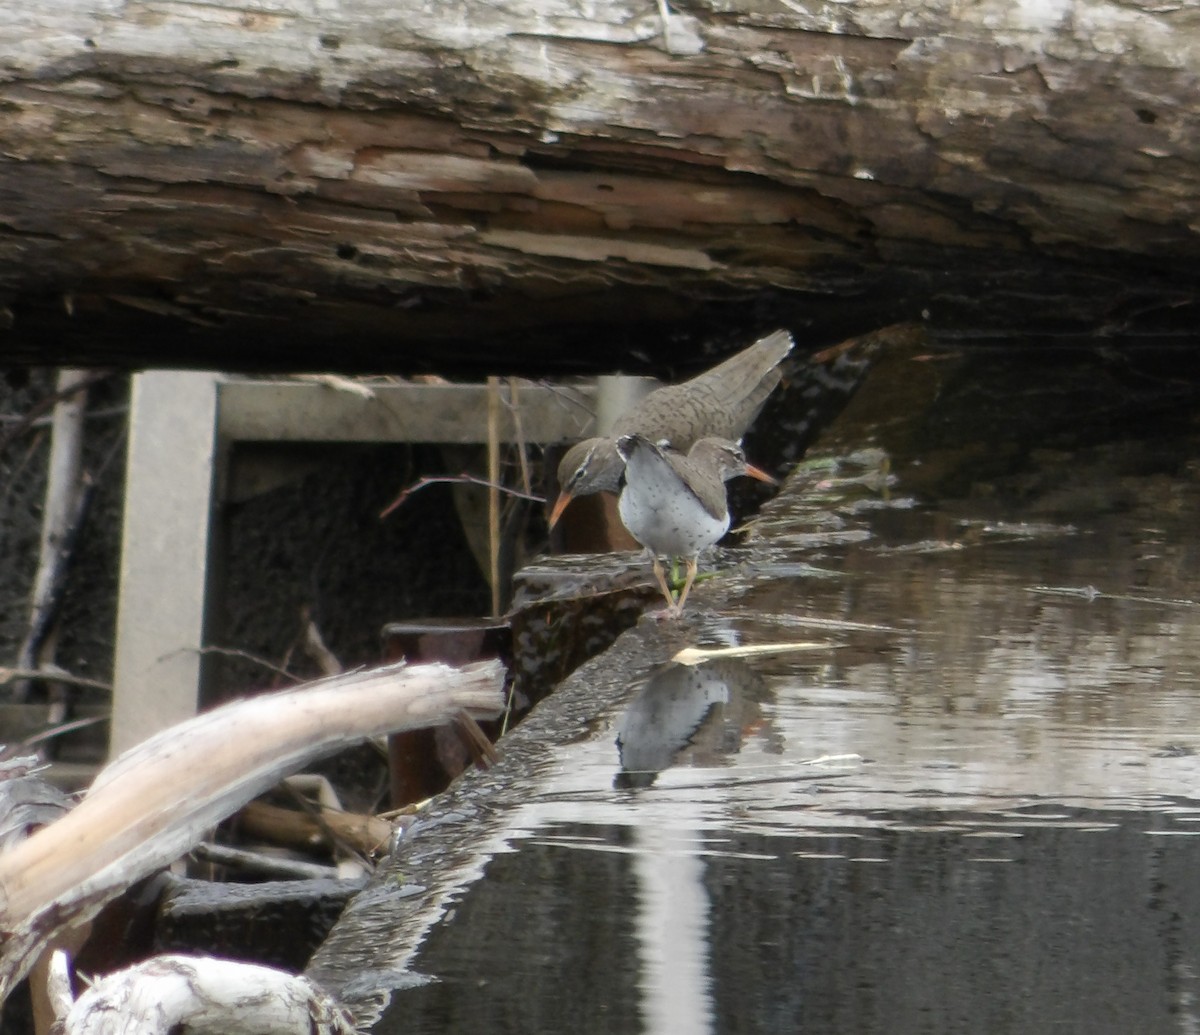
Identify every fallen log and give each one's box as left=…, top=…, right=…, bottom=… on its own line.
left=1, top=0, right=1195, bottom=368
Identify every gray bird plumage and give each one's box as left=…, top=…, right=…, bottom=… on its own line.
left=550, top=328, right=793, bottom=527
left=616, top=433, right=774, bottom=614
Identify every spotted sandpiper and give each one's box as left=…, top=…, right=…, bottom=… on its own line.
left=616, top=433, right=776, bottom=615
left=549, top=328, right=793, bottom=529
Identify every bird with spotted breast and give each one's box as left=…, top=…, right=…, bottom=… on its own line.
left=616, top=433, right=776, bottom=615
left=549, top=329, right=793, bottom=529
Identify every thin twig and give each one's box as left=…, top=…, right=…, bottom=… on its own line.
left=453, top=709, right=500, bottom=768
left=302, top=613, right=343, bottom=678
left=192, top=840, right=339, bottom=881
left=0, top=668, right=113, bottom=693
left=379, top=473, right=544, bottom=520
left=0, top=428, right=46, bottom=513
left=10, top=715, right=108, bottom=756
left=161, top=646, right=299, bottom=682
left=538, top=378, right=599, bottom=425
left=498, top=680, right=519, bottom=738
left=0, top=370, right=115, bottom=457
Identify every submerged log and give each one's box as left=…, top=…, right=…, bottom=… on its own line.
left=0, top=0, right=1196, bottom=371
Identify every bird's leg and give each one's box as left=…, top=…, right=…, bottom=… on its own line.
left=651, top=556, right=681, bottom=614
left=673, top=558, right=699, bottom=613
left=655, top=0, right=671, bottom=41
left=652, top=0, right=702, bottom=55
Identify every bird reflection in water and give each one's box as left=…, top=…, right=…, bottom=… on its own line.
left=615, top=656, right=767, bottom=788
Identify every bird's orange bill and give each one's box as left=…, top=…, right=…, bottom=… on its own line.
left=744, top=462, right=777, bottom=485
left=547, top=490, right=573, bottom=529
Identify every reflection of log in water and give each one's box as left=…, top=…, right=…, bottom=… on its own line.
left=615, top=657, right=766, bottom=788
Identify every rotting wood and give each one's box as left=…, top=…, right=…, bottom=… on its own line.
left=0, top=0, right=1195, bottom=370
left=0, top=658, right=505, bottom=1004
left=51, top=951, right=357, bottom=1035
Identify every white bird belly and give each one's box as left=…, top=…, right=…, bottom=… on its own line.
left=618, top=476, right=730, bottom=557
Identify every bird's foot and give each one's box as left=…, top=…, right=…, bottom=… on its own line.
left=649, top=602, right=684, bottom=620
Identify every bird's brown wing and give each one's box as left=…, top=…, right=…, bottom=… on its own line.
left=611, top=329, right=793, bottom=447
left=659, top=442, right=729, bottom=523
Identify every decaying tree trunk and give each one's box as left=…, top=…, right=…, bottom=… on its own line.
left=0, top=0, right=1196, bottom=370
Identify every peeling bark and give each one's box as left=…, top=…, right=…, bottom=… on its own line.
left=0, top=0, right=1196, bottom=369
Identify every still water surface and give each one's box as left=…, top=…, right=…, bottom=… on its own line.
left=318, top=342, right=1200, bottom=1034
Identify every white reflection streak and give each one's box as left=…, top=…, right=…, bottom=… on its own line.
left=633, top=820, right=714, bottom=1035
left=1174, top=960, right=1200, bottom=1035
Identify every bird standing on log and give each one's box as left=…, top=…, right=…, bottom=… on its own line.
left=549, top=329, right=793, bottom=529
left=616, top=434, right=776, bottom=615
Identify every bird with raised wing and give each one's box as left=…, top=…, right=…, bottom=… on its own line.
left=550, top=328, right=793, bottom=529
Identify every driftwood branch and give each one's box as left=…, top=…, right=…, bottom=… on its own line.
left=0, top=659, right=506, bottom=1003
left=52, top=952, right=357, bottom=1035
left=237, top=799, right=392, bottom=861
